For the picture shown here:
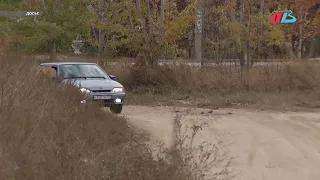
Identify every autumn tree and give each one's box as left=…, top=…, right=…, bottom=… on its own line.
left=203, top=0, right=283, bottom=67
left=275, top=0, right=319, bottom=59
left=1, top=0, right=318, bottom=62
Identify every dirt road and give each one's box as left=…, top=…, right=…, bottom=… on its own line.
left=122, top=105, right=320, bottom=180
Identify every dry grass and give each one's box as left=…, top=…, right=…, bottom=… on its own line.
left=170, top=109, right=233, bottom=180
left=101, top=61, right=320, bottom=110
left=0, top=54, right=135, bottom=179
left=31, top=53, right=320, bottom=109
left=0, top=53, right=231, bottom=180
left=104, top=61, right=320, bottom=92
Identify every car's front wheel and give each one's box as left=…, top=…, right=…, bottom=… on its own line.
left=110, top=104, right=123, bottom=114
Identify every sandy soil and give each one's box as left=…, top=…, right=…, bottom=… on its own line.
left=122, top=105, right=320, bottom=180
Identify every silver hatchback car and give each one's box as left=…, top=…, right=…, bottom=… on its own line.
left=40, top=62, right=125, bottom=114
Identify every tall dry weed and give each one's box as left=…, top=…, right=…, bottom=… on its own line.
left=0, top=53, right=229, bottom=180
left=103, top=61, right=320, bottom=94
left=0, top=54, right=133, bottom=179
left=169, top=109, right=234, bottom=180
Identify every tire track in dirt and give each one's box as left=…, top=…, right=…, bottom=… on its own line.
left=122, top=105, right=320, bottom=180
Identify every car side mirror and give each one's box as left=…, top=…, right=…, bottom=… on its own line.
left=109, top=75, right=116, bottom=80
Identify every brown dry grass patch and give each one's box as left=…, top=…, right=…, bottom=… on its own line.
left=101, top=61, right=320, bottom=110
left=0, top=53, right=229, bottom=180
left=0, top=54, right=145, bottom=179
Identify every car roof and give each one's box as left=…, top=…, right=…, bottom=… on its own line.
left=40, top=62, right=97, bottom=66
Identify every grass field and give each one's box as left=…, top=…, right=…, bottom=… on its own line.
left=101, top=60, right=320, bottom=111
left=0, top=53, right=228, bottom=180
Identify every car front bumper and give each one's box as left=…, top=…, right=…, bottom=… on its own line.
left=85, top=92, right=126, bottom=106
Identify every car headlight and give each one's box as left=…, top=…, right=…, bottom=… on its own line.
left=79, top=88, right=91, bottom=93
left=112, top=87, right=124, bottom=92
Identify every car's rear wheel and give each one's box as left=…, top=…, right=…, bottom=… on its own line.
left=110, top=104, right=123, bottom=114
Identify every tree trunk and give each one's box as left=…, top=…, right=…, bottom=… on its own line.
left=41, top=0, right=58, bottom=62
left=97, top=29, right=105, bottom=59
left=91, top=26, right=98, bottom=42
left=308, top=38, right=317, bottom=58
left=159, top=0, right=165, bottom=59
left=97, top=0, right=105, bottom=60
left=160, top=0, right=165, bottom=33
left=256, top=0, right=264, bottom=60
left=145, top=0, right=157, bottom=65
left=188, top=30, right=194, bottom=59
left=246, top=0, right=253, bottom=68
left=135, top=0, right=157, bottom=66
left=296, top=21, right=303, bottom=59
left=135, top=0, right=148, bottom=42
left=286, top=43, right=296, bottom=58
left=283, top=34, right=296, bottom=59
left=226, top=0, right=235, bottom=21
left=296, top=8, right=306, bottom=59
left=50, top=40, right=57, bottom=61
left=239, top=0, right=246, bottom=68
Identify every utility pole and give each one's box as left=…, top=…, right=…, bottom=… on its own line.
left=195, top=0, right=203, bottom=67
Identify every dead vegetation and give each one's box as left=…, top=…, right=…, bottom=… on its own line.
left=31, top=53, right=320, bottom=109
left=0, top=53, right=232, bottom=179
left=101, top=61, right=320, bottom=110
left=170, top=109, right=233, bottom=180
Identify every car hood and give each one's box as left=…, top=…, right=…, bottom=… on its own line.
left=62, top=78, right=123, bottom=90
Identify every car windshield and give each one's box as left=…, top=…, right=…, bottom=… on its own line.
left=59, top=64, right=109, bottom=79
